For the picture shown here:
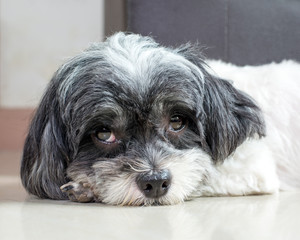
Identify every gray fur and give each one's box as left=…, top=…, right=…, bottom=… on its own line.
left=21, top=33, right=265, bottom=204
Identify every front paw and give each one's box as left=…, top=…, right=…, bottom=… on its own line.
left=60, top=181, right=95, bottom=203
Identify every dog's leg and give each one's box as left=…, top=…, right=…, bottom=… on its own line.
left=60, top=161, right=98, bottom=203
left=60, top=181, right=95, bottom=203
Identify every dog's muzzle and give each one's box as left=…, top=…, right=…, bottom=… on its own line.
left=136, top=170, right=171, bottom=199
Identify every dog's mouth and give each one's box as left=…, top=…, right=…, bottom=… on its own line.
left=126, top=196, right=177, bottom=207
left=139, top=199, right=168, bottom=207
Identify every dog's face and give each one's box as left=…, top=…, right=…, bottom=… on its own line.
left=21, top=33, right=265, bottom=205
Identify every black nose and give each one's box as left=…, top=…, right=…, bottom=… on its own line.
left=136, top=170, right=171, bottom=198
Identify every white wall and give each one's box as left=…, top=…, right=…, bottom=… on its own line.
left=0, top=0, right=104, bottom=108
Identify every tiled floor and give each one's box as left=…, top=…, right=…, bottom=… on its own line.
left=1, top=151, right=300, bottom=240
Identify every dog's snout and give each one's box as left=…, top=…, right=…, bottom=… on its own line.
left=137, top=170, right=171, bottom=198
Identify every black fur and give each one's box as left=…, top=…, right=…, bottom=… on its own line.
left=21, top=33, right=265, bottom=200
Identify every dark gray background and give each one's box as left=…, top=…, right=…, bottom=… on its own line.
left=105, top=0, right=300, bottom=66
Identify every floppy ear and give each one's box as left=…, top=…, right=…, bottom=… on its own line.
left=21, top=81, right=70, bottom=199
left=202, top=75, right=265, bottom=162
left=177, top=44, right=265, bottom=162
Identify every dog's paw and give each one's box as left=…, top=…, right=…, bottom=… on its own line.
left=60, top=181, right=95, bottom=203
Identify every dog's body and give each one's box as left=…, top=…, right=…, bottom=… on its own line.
left=209, top=60, right=300, bottom=192
left=21, top=33, right=300, bottom=205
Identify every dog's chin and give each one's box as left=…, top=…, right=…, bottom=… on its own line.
left=89, top=149, right=212, bottom=206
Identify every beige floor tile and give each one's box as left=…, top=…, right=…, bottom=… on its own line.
left=1, top=151, right=300, bottom=240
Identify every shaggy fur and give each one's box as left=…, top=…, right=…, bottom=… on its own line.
left=20, top=33, right=300, bottom=205
left=208, top=60, right=300, bottom=191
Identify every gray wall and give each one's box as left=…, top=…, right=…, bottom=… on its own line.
left=127, top=0, right=300, bottom=66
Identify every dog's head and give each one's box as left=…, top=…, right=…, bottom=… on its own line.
left=21, top=33, right=265, bottom=205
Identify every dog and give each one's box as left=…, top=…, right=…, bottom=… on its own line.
left=21, top=32, right=300, bottom=205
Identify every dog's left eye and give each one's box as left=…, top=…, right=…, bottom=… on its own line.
left=94, top=127, right=116, bottom=144
left=169, top=115, right=186, bottom=132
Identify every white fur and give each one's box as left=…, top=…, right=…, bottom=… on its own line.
left=206, top=60, right=300, bottom=192
left=198, top=138, right=279, bottom=196
left=90, top=149, right=213, bottom=206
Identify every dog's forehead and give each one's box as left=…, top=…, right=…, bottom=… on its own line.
left=59, top=35, right=204, bottom=126
left=97, top=65, right=199, bottom=122
left=104, top=45, right=201, bottom=92
left=99, top=45, right=202, bottom=109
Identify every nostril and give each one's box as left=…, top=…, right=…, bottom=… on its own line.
left=144, top=183, right=153, bottom=192
left=162, top=181, right=169, bottom=190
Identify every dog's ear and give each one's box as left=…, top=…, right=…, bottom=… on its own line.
left=21, top=80, right=69, bottom=199
left=177, top=45, right=266, bottom=162
left=202, top=75, right=265, bottom=161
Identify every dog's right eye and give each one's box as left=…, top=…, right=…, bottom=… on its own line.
left=93, top=127, right=117, bottom=144
left=89, top=127, right=124, bottom=156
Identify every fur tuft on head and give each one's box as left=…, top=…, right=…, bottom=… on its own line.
left=21, top=32, right=267, bottom=204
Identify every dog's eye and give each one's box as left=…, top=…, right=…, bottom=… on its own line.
left=169, top=115, right=186, bottom=132
left=95, top=127, right=116, bottom=144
